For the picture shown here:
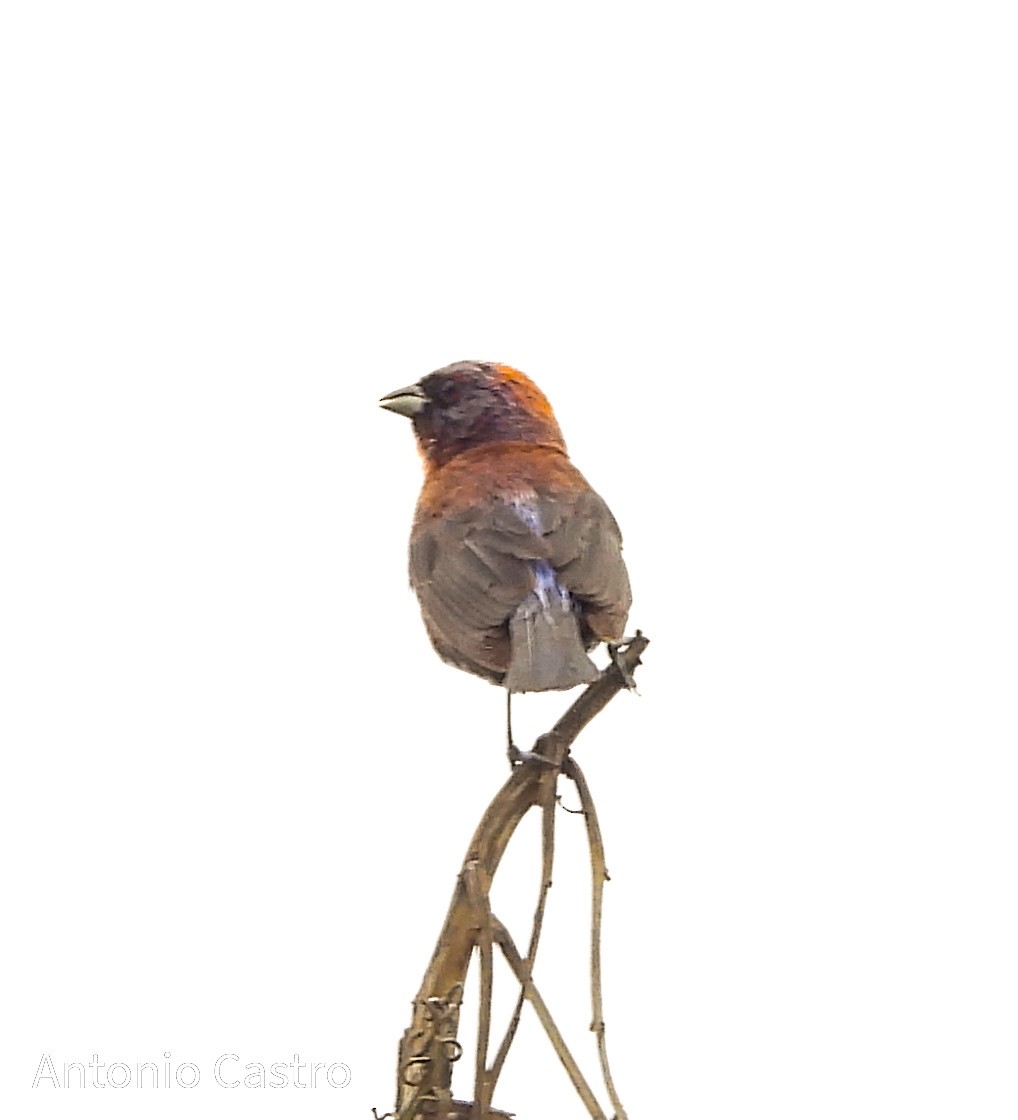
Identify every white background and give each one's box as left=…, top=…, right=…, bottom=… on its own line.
left=2, top=2, right=1015, bottom=1118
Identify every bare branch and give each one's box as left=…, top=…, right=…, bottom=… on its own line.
left=492, top=919, right=609, bottom=1120
left=391, top=633, right=648, bottom=1119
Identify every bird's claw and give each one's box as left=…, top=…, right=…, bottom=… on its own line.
left=608, top=638, right=640, bottom=692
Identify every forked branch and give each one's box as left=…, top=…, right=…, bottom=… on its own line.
left=390, top=632, right=648, bottom=1120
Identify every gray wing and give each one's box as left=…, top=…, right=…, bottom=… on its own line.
left=538, top=489, right=632, bottom=643
left=409, top=489, right=631, bottom=682
left=409, top=503, right=544, bottom=681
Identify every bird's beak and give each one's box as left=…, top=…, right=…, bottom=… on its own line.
left=379, top=383, right=428, bottom=417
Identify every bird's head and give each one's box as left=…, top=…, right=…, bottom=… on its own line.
left=380, top=361, right=566, bottom=470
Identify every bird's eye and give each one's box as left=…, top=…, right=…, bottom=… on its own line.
left=435, top=380, right=462, bottom=406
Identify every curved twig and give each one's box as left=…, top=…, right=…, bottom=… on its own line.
left=563, top=755, right=628, bottom=1120
left=486, top=764, right=558, bottom=1094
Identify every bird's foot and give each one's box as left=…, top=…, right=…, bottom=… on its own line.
left=608, top=636, right=640, bottom=692
left=507, top=740, right=559, bottom=769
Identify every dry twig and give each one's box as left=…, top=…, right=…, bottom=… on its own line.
left=390, top=632, right=649, bottom=1120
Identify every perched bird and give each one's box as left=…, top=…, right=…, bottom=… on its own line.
left=380, top=361, right=631, bottom=710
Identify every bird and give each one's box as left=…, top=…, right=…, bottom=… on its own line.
left=380, top=361, right=632, bottom=748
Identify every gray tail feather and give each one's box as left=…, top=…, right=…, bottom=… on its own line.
left=504, top=605, right=600, bottom=693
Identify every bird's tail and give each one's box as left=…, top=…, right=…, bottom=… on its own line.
left=504, top=595, right=600, bottom=693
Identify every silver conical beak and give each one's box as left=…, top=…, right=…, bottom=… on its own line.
left=379, top=383, right=428, bottom=417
